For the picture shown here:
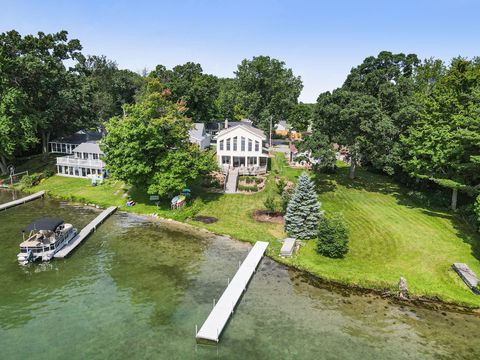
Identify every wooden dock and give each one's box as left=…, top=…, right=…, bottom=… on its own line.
left=0, top=191, right=45, bottom=211
left=54, top=206, right=117, bottom=259
left=196, top=241, right=269, bottom=343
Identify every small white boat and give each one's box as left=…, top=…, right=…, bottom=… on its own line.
left=17, top=218, right=77, bottom=265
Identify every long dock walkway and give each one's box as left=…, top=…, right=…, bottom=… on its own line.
left=196, top=241, right=269, bottom=343
left=54, top=206, right=117, bottom=259
left=0, top=191, right=45, bottom=211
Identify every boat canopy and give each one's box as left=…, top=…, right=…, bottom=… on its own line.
left=24, top=218, right=64, bottom=233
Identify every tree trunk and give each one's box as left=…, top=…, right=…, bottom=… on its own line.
left=451, top=188, right=458, bottom=211
left=349, top=159, right=356, bottom=179
left=41, top=131, right=50, bottom=160
left=0, top=155, right=8, bottom=176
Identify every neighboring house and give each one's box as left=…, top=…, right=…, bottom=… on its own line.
left=289, top=142, right=318, bottom=168
left=49, top=130, right=104, bottom=154
left=275, top=120, right=302, bottom=140
left=274, top=120, right=289, bottom=136
left=215, top=119, right=268, bottom=175
left=56, top=142, right=106, bottom=179
left=189, top=123, right=211, bottom=150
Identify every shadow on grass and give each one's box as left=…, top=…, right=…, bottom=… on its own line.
left=313, top=165, right=480, bottom=263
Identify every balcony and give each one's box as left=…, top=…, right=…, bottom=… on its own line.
left=221, top=164, right=267, bottom=175
left=56, top=156, right=105, bottom=169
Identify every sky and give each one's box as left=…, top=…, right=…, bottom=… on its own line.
left=1, top=0, right=479, bottom=102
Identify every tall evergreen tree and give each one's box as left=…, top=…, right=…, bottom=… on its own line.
left=284, top=172, right=321, bottom=239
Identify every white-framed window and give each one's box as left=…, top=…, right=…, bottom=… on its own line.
left=255, top=140, right=259, bottom=152
left=233, top=136, right=237, bottom=151
left=241, top=137, right=245, bottom=151
left=248, top=138, right=252, bottom=151
left=219, top=140, right=224, bottom=151
left=226, top=138, right=231, bottom=151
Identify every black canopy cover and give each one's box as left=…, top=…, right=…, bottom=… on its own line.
left=24, top=218, right=64, bottom=232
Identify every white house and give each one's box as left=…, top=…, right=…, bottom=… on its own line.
left=56, top=142, right=106, bottom=179
left=189, top=123, right=211, bottom=150
left=49, top=130, right=104, bottom=154
left=215, top=120, right=268, bottom=175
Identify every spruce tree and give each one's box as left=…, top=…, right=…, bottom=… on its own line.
left=284, top=172, right=321, bottom=239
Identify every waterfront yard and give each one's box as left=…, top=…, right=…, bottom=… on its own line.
left=29, top=153, right=480, bottom=307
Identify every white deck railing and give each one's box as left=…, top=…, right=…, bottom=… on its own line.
left=221, top=165, right=267, bottom=175
left=56, top=156, right=105, bottom=168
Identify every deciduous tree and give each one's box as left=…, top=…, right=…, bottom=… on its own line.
left=102, top=79, right=217, bottom=197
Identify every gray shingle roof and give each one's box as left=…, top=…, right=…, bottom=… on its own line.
left=189, top=123, right=206, bottom=141
left=73, top=142, right=103, bottom=154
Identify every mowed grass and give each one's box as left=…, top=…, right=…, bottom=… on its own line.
left=27, top=152, right=480, bottom=306
left=284, top=162, right=480, bottom=307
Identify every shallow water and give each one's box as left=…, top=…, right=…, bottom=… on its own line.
left=0, top=190, right=479, bottom=359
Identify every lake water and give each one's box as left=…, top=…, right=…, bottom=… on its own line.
left=0, top=190, right=479, bottom=359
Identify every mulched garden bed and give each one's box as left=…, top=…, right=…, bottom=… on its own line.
left=252, top=210, right=284, bottom=224
left=193, top=215, right=218, bottom=224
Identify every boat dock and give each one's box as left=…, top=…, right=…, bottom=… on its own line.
left=54, top=206, right=117, bottom=259
left=196, top=241, right=269, bottom=343
left=0, top=191, right=45, bottom=211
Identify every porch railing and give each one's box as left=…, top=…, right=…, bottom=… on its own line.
left=221, top=164, right=267, bottom=175
left=56, top=156, right=105, bottom=168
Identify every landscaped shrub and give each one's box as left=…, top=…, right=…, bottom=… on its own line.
left=316, top=213, right=349, bottom=258
left=276, top=177, right=287, bottom=194
left=263, top=195, right=278, bottom=214
left=284, top=172, right=321, bottom=239
left=19, top=174, right=43, bottom=188
left=281, top=187, right=294, bottom=213
left=238, top=184, right=258, bottom=192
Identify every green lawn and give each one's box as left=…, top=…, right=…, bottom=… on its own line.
left=287, top=163, right=480, bottom=307
left=26, top=152, right=480, bottom=307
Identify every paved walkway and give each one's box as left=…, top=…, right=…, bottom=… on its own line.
left=225, top=168, right=239, bottom=194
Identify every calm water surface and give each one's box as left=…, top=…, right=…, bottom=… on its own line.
left=0, top=190, right=479, bottom=359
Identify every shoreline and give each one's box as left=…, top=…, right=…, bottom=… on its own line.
left=5, top=187, right=480, bottom=313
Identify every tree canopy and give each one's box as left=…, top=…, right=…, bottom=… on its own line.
left=149, top=62, right=220, bottom=122
left=234, top=56, right=303, bottom=131
left=102, top=79, right=217, bottom=197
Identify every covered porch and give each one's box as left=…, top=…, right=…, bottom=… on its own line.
left=220, top=155, right=268, bottom=175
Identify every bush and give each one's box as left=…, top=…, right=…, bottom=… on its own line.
left=19, top=174, right=43, bottom=188
left=276, top=177, right=287, bottom=194
left=238, top=184, right=258, bottom=192
left=263, top=195, right=278, bottom=214
left=316, top=213, right=349, bottom=258
left=281, top=187, right=294, bottom=213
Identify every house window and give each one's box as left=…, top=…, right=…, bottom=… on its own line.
left=255, top=140, right=259, bottom=152
left=241, top=137, right=245, bottom=151
left=248, top=138, right=252, bottom=151
left=233, top=136, right=237, bottom=151
left=219, top=140, right=224, bottom=151
left=226, top=138, right=231, bottom=151
left=93, top=153, right=99, bottom=160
